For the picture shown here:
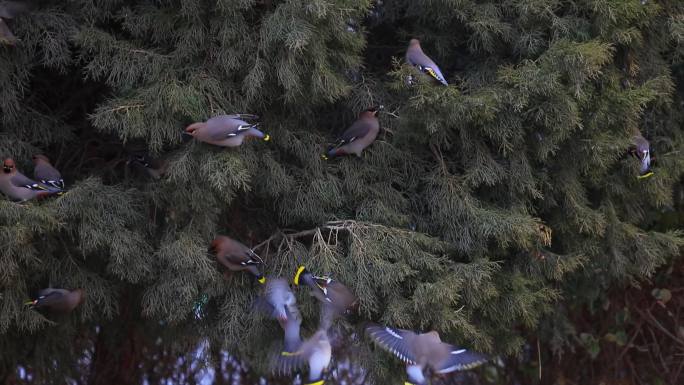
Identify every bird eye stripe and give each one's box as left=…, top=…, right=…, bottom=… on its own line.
left=452, top=349, right=466, bottom=354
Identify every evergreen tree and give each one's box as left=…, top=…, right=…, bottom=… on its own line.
left=0, top=0, right=682, bottom=384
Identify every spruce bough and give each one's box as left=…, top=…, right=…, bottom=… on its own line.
left=1, top=1, right=683, bottom=384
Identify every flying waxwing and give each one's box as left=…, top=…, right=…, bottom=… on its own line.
left=293, top=266, right=358, bottom=316
left=0, top=1, right=29, bottom=45
left=366, top=325, right=488, bottom=385
left=32, top=154, right=64, bottom=189
left=631, top=133, right=653, bottom=179
left=323, top=106, right=382, bottom=160
left=127, top=154, right=168, bottom=180
left=273, top=305, right=334, bottom=385
left=24, top=288, right=85, bottom=313
left=256, top=278, right=303, bottom=352
left=209, top=235, right=266, bottom=284
left=0, top=158, right=62, bottom=202
left=184, top=114, right=270, bottom=147
left=406, top=39, right=448, bottom=86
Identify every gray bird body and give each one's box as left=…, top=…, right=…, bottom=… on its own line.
left=185, top=114, right=268, bottom=147
left=262, top=278, right=296, bottom=320
left=0, top=1, right=29, bottom=45
left=326, top=108, right=381, bottom=158
left=633, top=134, right=652, bottom=176
left=281, top=304, right=303, bottom=353
left=275, top=329, right=332, bottom=384
left=406, top=39, right=448, bottom=86
left=366, top=325, right=487, bottom=385
left=210, top=235, right=265, bottom=283
left=257, top=278, right=303, bottom=352
left=0, top=159, right=59, bottom=202
left=27, top=288, right=85, bottom=313
left=272, top=291, right=335, bottom=384
left=33, top=155, right=64, bottom=189
left=295, top=267, right=358, bottom=316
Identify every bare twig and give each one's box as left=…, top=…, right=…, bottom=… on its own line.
left=636, top=308, right=684, bottom=348
left=104, top=104, right=145, bottom=113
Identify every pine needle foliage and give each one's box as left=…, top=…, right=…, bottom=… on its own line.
left=0, top=0, right=683, bottom=384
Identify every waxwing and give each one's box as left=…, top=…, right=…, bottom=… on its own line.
left=209, top=235, right=266, bottom=284
left=631, top=133, right=653, bottom=179
left=272, top=305, right=334, bottom=385
left=24, top=288, right=85, bottom=313
left=127, top=154, right=168, bottom=180
left=406, top=39, right=448, bottom=86
left=293, top=266, right=358, bottom=316
left=32, top=154, right=64, bottom=189
left=0, top=158, right=62, bottom=202
left=323, top=106, right=382, bottom=159
left=366, top=325, right=488, bottom=385
left=256, top=278, right=303, bottom=353
left=184, top=114, right=270, bottom=147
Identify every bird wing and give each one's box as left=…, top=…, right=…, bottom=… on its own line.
left=420, top=65, right=448, bottom=85
left=406, top=47, right=447, bottom=85
left=10, top=173, right=48, bottom=191
left=331, top=119, right=372, bottom=149
left=221, top=113, right=259, bottom=121
left=205, top=115, right=254, bottom=140
left=327, top=281, right=358, bottom=315
left=272, top=336, right=317, bottom=375
left=366, top=325, right=418, bottom=365
left=33, top=289, right=68, bottom=307
left=234, top=249, right=262, bottom=266
left=34, top=164, right=63, bottom=188
left=0, top=1, right=29, bottom=19
left=434, top=344, right=488, bottom=374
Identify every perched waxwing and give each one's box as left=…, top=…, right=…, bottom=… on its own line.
left=0, top=1, right=29, bottom=46
left=184, top=114, right=270, bottom=147
left=256, top=278, right=303, bottom=352
left=406, top=38, right=448, bottom=86
left=323, top=106, right=382, bottom=160
left=366, top=325, right=488, bottom=385
left=631, top=133, right=654, bottom=179
left=209, top=235, right=266, bottom=284
left=273, top=307, right=334, bottom=385
left=24, top=288, right=85, bottom=313
left=127, top=154, right=168, bottom=180
left=0, top=158, right=62, bottom=202
left=293, top=266, right=358, bottom=316
left=32, top=154, right=64, bottom=189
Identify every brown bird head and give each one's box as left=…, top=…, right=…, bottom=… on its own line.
left=409, top=38, right=421, bottom=46
left=360, top=105, right=383, bottom=118
left=74, top=288, right=86, bottom=305
left=32, top=154, right=50, bottom=164
left=184, top=122, right=205, bottom=137
left=208, top=236, right=229, bottom=256
left=3, top=158, right=15, bottom=173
